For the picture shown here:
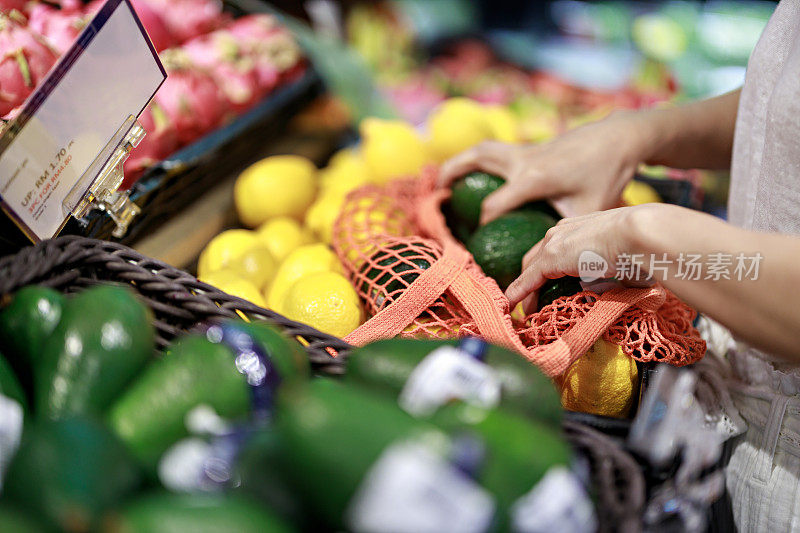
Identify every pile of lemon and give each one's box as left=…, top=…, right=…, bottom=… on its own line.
left=198, top=154, right=364, bottom=339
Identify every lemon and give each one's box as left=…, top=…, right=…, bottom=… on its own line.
left=321, top=147, right=373, bottom=194
left=234, top=155, right=318, bottom=227
left=199, top=269, right=268, bottom=307
left=360, top=118, right=428, bottom=184
left=319, top=163, right=371, bottom=198
left=197, top=229, right=262, bottom=278
left=483, top=104, right=520, bottom=143
left=281, top=271, right=363, bottom=338
left=267, top=243, right=343, bottom=311
left=558, top=338, right=639, bottom=418
left=256, top=216, right=315, bottom=263
left=427, top=97, right=493, bottom=162
left=622, top=180, right=662, bottom=206
left=227, top=245, right=278, bottom=291
left=305, top=192, right=346, bottom=244
left=519, top=116, right=559, bottom=143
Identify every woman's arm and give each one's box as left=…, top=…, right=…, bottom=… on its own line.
left=636, top=89, right=741, bottom=170
left=507, top=204, right=800, bottom=362
left=437, top=89, right=742, bottom=220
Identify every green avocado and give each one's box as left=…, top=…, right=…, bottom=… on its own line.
left=108, top=493, right=294, bottom=533
left=3, top=416, right=142, bottom=532
left=0, top=505, right=48, bottom=533
left=35, top=285, right=155, bottom=420
left=537, top=276, right=584, bottom=311
left=107, top=334, right=250, bottom=470
left=0, top=286, right=65, bottom=396
left=430, top=403, right=572, bottom=530
left=359, top=243, right=433, bottom=307
left=449, top=171, right=561, bottom=234
left=467, top=211, right=556, bottom=289
left=345, top=338, right=562, bottom=427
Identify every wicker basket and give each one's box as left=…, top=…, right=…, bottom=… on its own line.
left=0, top=236, right=348, bottom=375
left=0, top=235, right=645, bottom=530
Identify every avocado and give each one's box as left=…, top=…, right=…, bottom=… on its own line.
left=109, top=493, right=294, bottom=533
left=467, top=211, right=556, bottom=289
left=448, top=171, right=561, bottom=236
left=0, top=286, right=65, bottom=397
left=36, top=286, right=155, bottom=420
left=537, top=276, right=584, bottom=311
left=359, top=243, right=434, bottom=308
left=3, top=416, right=142, bottom=532
left=345, top=338, right=562, bottom=428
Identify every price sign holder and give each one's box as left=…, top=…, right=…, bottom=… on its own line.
left=0, top=0, right=165, bottom=243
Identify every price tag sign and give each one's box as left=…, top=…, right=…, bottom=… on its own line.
left=0, top=0, right=165, bottom=242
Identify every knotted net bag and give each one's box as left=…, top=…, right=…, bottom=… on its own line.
left=332, top=167, right=705, bottom=377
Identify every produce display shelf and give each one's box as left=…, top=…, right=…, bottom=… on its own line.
left=0, top=66, right=324, bottom=258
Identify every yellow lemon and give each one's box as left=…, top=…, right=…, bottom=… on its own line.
left=227, top=245, right=278, bottom=292
left=519, top=116, right=559, bottom=144
left=305, top=192, right=346, bottom=245
left=281, top=271, right=363, bottom=338
left=197, top=229, right=261, bottom=278
left=622, top=180, right=662, bottom=206
left=319, top=163, right=371, bottom=198
left=483, top=104, right=520, bottom=143
left=427, top=97, right=493, bottom=162
left=267, top=243, right=343, bottom=311
left=321, top=147, right=373, bottom=193
left=256, top=216, right=315, bottom=263
left=199, top=269, right=268, bottom=308
left=558, top=338, right=639, bottom=418
left=360, top=118, right=428, bottom=184
left=234, top=155, right=318, bottom=227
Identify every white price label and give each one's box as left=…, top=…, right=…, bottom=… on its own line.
left=399, top=346, right=501, bottom=417
left=511, top=467, right=597, bottom=533
left=346, top=440, right=495, bottom=533
left=0, top=0, right=165, bottom=242
left=0, top=394, right=24, bottom=490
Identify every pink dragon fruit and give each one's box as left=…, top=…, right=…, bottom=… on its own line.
left=227, top=14, right=302, bottom=88
left=121, top=100, right=179, bottom=189
left=85, top=0, right=175, bottom=52
left=182, top=29, right=264, bottom=113
left=144, top=0, right=228, bottom=44
left=153, top=49, right=229, bottom=145
left=28, top=2, right=90, bottom=55
left=0, top=13, right=58, bottom=115
left=0, top=0, right=26, bottom=13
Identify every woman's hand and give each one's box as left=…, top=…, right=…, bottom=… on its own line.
left=506, top=204, right=672, bottom=312
left=438, top=110, right=652, bottom=222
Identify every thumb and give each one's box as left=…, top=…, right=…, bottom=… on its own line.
left=480, top=174, right=548, bottom=224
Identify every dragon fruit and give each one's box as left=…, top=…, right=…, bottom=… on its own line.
left=0, top=0, right=25, bottom=13
left=153, top=49, right=229, bottom=145
left=0, top=13, right=58, bottom=115
left=227, top=14, right=302, bottom=87
left=121, top=100, right=179, bottom=189
left=144, top=0, right=228, bottom=44
left=84, top=0, right=175, bottom=52
left=182, top=29, right=264, bottom=113
left=28, top=3, right=90, bottom=55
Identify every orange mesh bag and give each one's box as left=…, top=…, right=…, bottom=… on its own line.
left=332, top=167, right=706, bottom=377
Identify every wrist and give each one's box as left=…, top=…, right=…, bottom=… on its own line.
left=622, top=204, right=675, bottom=259
left=624, top=108, right=669, bottom=166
